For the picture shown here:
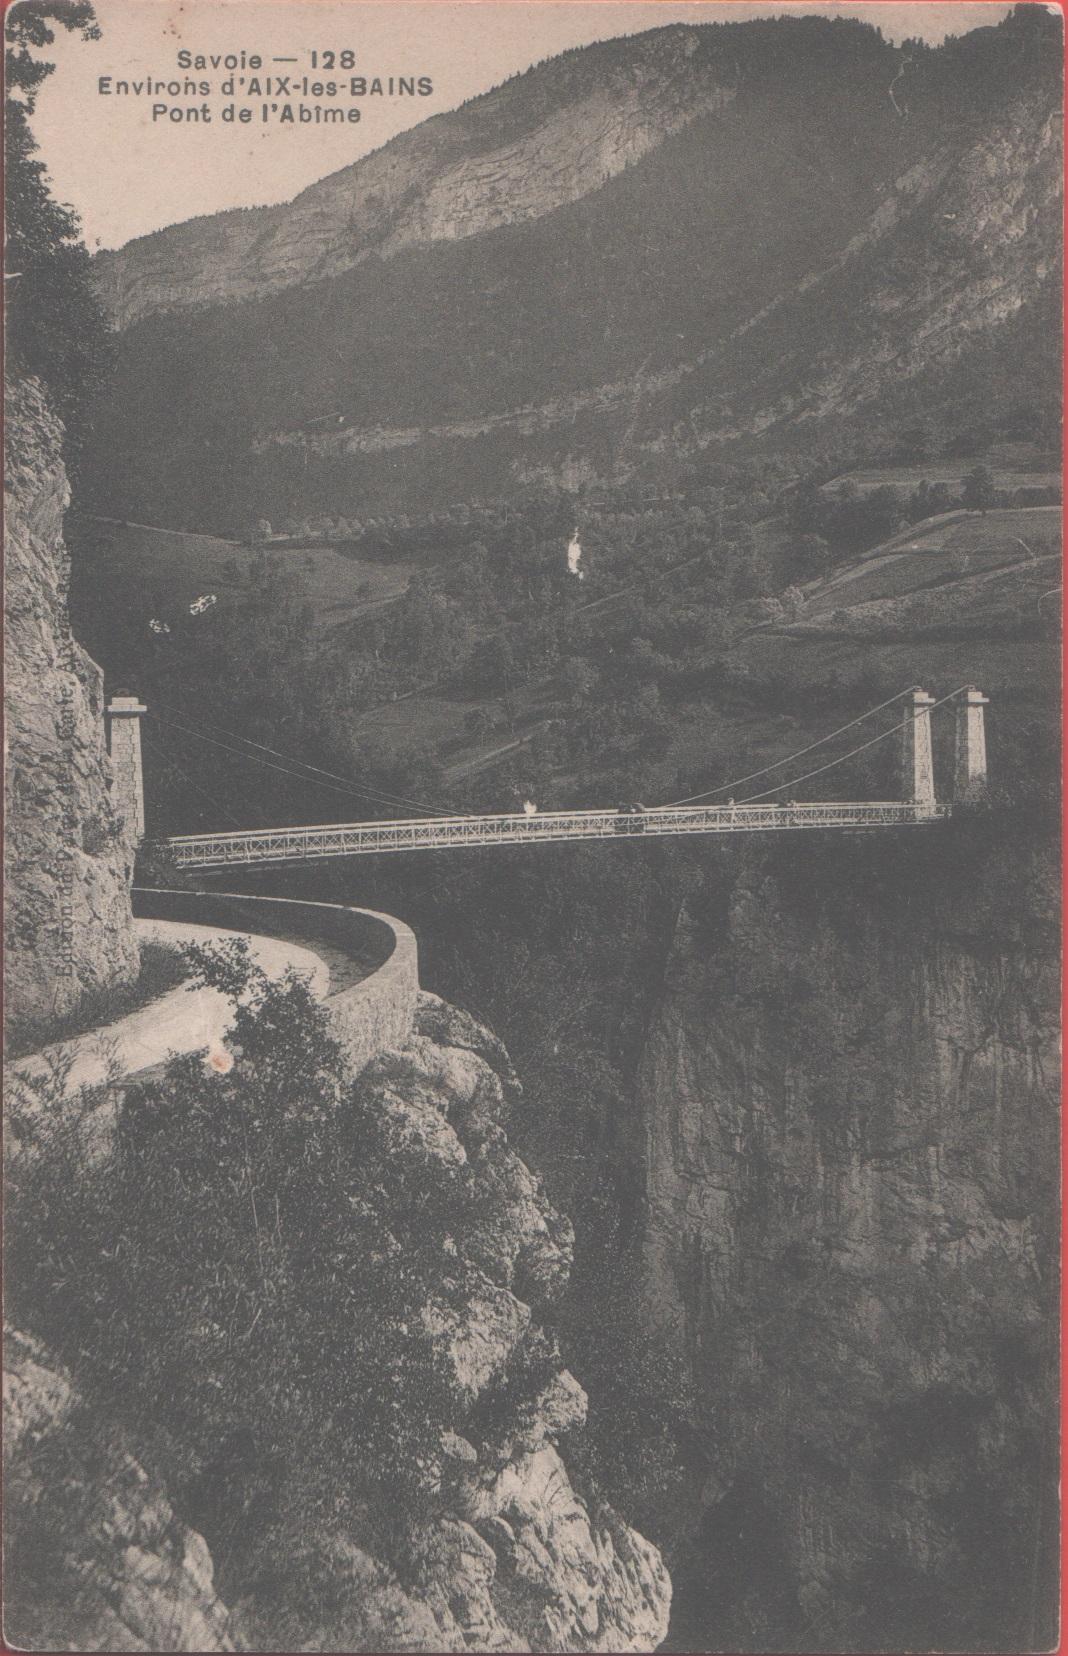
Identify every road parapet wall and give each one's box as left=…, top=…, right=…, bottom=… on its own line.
left=132, top=888, right=419, bottom=1073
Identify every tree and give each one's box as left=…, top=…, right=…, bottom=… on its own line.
left=791, top=533, right=832, bottom=578
left=5, top=3, right=110, bottom=458
left=727, top=529, right=772, bottom=600
left=558, top=656, right=599, bottom=710
left=391, top=586, right=474, bottom=683
left=468, top=633, right=516, bottom=692
left=943, top=424, right=992, bottom=459
left=785, top=477, right=826, bottom=536
left=6, top=942, right=473, bottom=1635
left=890, top=422, right=932, bottom=464
left=626, top=637, right=663, bottom=684
left=464, top=706, right=496, bottom=743
left=825, top=485, right=904, bottom=554
left=633, top=682, right=669, bottom=751
left=441, top=543, right=490, bottom=605
left=908, top=479, right=953, bottom=524
left=962, top=465, right=996, bottom=516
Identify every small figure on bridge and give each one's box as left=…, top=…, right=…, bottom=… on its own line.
left=614, top=803, right=647, bottom=834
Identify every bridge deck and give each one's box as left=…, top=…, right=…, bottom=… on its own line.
left=161, top=801, right=949, bottom=868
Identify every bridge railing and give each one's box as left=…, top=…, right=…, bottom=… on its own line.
left=159, top=800, right=949, bottom=869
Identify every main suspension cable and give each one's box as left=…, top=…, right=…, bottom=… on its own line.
left=736, top=686, right=972, bottom=803
left=146, top=712, right=457, bottom=819
left=665, top=685, right=920, bottom=807
left=142, top=730, right=243, bottom=830
left=151, top=698, right=460, bottom=818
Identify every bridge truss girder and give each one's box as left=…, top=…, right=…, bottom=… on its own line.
left=161, top=801, right=950, bottom=870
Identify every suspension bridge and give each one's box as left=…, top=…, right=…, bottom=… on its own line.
left=106, top=685, right=989, bottom=871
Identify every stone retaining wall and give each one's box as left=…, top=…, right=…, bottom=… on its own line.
left=133, top=888, right=419, bottom=1073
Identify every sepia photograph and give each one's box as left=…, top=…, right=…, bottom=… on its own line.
left=3, top=0, right=1062, bottom=1650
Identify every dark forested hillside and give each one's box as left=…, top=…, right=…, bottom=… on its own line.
left=85, top=7, right=1061, bottom=528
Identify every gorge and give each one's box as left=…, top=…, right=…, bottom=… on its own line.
left=259, top=791, right=1059, bottom=1652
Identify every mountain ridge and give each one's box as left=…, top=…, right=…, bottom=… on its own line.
left=94, top=20, right=764, bottom=328
left=85, top=7, right=1062, bottom=525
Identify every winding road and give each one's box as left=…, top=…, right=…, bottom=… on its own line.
left=8, top=918, right=331, bottom=1104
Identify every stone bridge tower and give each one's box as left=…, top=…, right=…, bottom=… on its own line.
left=954, top=686, right=989, bottom=801
left=901, top=688, right=936, bottom=811
left=106, top=692, right=146, bottom=843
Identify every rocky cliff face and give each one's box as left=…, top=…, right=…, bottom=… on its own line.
left=232, top=991, right=670, bottom=1654
left=3, top=378, right=139, bottom=1027
left=244, top=79, right=1058, bottom=494
left=94, top=29, right=738, bottom=330
left=635, top=832, right=1058, bottom=1651
left=5, top=989, right=671, bottom=1653
left=4, top=1328, right=234, bottom=1652
left=665, top=84, right=1063, bottom=455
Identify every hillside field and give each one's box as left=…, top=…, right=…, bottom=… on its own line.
left=736, top=507, right=1060, bottom=718
left=74, top=516, right=412, bottom=637
left=822, top=460, right=1060, bottom=498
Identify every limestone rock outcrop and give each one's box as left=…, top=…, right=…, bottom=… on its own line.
left=8, top=999, right=670, bottom=1653
left=4, top=1328, right=233, bottom=1652
left=635, top=841, right=1059, bottom=1650
left=288, top=1005, right=671, bottom=1652
left=411, top=1446, right=670, bottom=1653
left=94, top=30, right=738, bottom=329
left=4, top=379, right=139, bottom=1028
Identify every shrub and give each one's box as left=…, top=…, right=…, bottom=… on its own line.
left=6, top=940, right=476, bottom=1608
left=80, top=807, right=122, bottom=855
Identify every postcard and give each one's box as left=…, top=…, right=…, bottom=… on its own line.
left=4, top=1, right=1062, bottom=1650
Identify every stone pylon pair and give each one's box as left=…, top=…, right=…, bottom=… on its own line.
left=902, top=687, right=988, bottom=809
